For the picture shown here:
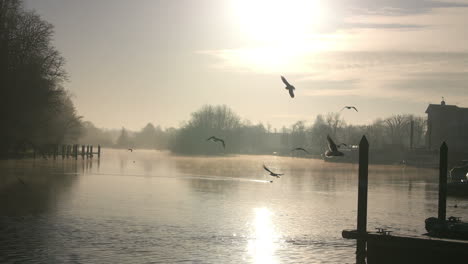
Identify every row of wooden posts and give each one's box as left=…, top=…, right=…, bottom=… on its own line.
left=33, top=144, right=101, bottom=160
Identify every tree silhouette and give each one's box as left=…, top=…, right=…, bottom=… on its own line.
left=0, top=0, right=81, bottom=156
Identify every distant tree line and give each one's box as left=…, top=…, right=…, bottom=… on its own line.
left=88, top=104, right=426, bottom=156
left=78, top=121, right=175, bottom=150
left=169, top=105, right=426, bottom=155
left=0, top=0, right=82, bottom=157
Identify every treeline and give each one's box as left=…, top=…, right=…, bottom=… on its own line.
left=78, top=121, right=175, bottom=150
left=91, top=104, right=426, bottom=156
left=0, top=0, right=82, bottom=157
left=170, top=105, right=426, bottom=155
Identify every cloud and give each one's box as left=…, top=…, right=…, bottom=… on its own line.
left=343, top=0, right=468, bottom=16
left=343, top=22, right=427, bottom=29
left=389, top=71, right=468, bottom=98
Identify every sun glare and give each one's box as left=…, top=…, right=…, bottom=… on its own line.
left=230, top=0, right=329, bottom=72
left=247, top=207, right=279, bottom=264
left=231, top=0, right=323, bottom=44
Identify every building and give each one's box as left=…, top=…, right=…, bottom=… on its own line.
left=426, top=100, right=468, bottom=151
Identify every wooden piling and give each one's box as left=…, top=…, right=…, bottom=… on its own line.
left=409, top=120, right=414, bottom=150
left=97, top=145, right=101, bottom=158
left=81, top=145, right=85, bottom=159
left=90, top=145, right=93, bottom=158
left=438, top=142, right=448, bottom=221
left=53, top=144, right=57, bottom=160
left=74, top=144, right=78, bottom=160
left=86, top=145, right=90, bottom=158
left=357, top=135, right=369, bottom=261
left=62, top=145, right=65, bottom=159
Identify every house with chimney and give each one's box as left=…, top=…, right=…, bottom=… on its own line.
left=426, top=100, right=468, bottom=151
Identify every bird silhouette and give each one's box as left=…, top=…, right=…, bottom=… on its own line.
left=128, top=148, right=133, bottom=152
left=341, top=106, right=358, bottom=112
left=206, top=136, right=225, bottom=149
left=281, top=76, right=295, bottom=98
left=263, top=164, right=283, bottom=178
left=325, top=135, right=344, bottom=157
left=337, top=143, right=347, bottom=148
left=291, top=147, right=309, bottom=154
left=16, top=176, right=26, bottom=186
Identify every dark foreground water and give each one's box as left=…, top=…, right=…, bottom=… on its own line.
left=1, top=149, right=467, bottom=263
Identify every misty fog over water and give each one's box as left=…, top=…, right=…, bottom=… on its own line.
left=1, top=149, right=467, bottom=263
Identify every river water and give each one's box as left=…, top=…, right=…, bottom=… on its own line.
left=1, top=149, right=467, bottom=263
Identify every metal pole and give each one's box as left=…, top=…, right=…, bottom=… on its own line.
left=357, top=135, right=369, bottom=261
left=438, top=142, right=448, bottom=221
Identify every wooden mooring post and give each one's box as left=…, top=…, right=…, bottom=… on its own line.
left=74, top=144, right=78, bottom=160
left=357, top=136, right=369, bottom=263
left=438, top=142, right=448, bottom=221
left=97, top=145, right=101, bottom=158
left=90, top=145, right=93, bottom=158
left=53, top=144, right=58, bottom=160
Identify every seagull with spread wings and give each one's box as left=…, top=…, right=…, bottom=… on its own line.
left=206, top=136, right=225, bottom=149
left=291, top=147, right=309, bottom=154
left=325, top=135, right=344, bottom=157
left=341, top=106, right=358, bottom=112
left=263, top=164, right=283, bottom=178
left=281, top=76, right=295, bottom=98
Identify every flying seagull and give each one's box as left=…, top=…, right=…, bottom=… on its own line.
left=291, top=147, right=309, bottom=154
left=128, top=148, right=133, bottom=152
left=325, top=135, right=344, bottom=157
left=263, top=164, right=283, bottom=178
left=206, top=136, right=225, bottom=149
left=341, top=106, right=358, bottom=112
left=337, top=143, right=347, bottom=148
left=281, top=76, right=295, bottom=98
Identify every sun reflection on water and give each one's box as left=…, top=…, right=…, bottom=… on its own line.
left=247, top=207, right=279, bottom=264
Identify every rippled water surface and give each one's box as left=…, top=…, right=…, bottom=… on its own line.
left=1, top=149, right=467, bottom=263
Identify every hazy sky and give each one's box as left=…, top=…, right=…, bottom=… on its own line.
left=25, top=0, right=468, bottom=130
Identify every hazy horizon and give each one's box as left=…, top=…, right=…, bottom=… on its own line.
left=24, top=0, right=468, bottom=130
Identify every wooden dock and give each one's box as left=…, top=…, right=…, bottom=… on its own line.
left=29, top=144, right=102, bottom=160
left=342, top=137, right=468, bottom=264
left=343, top=230, right=468, bottom=263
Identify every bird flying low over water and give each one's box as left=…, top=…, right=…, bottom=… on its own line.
left=263, top=164, right=283, bottom=178
left=325, top=135, right=344, bottom=157
left=341, top=106, right=358, bottom=112
left=206, top=136, right=225, bottom=149
left=291, top=147, right=309, bottom=154
left=128, top=148, right=133, bottom=152
left=281, top=76, right=295, bottom=98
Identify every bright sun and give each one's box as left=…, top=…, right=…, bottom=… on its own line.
left=229, top=0, right=327, bottom=72
left=231, top=0, right=323, bottom=44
